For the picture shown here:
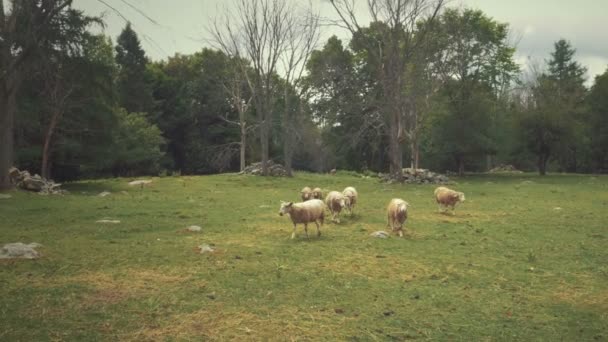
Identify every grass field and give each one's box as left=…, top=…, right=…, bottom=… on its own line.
left=1, top=172, right=607, bottom=341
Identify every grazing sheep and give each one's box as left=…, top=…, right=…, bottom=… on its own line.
left=312, top=187, right=323, bottom=200
left=300, top=186, right=313, bottom=201
left=279, top=199, right=325, bottom=239
left=434, top=186, right=465, bottom=215
left=325, top=191, right=347, bottom=223
left=329, top=169, right=337, bottom=175
left=386, top=198, right=410, bottom=237
left=342, top=186, right=358, bottom=215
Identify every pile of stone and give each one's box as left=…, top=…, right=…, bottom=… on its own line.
left=379, top=168, right=450, bottom=184
left=9, top=167, right=66, bottom=195
left=489, top=164, right=522, bottom=173
left=240, top=160, right=288, bottom=177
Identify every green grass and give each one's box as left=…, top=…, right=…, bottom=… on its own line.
left=1, top=172, right=607, bottom=341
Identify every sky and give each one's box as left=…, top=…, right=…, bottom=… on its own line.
left=76, top=0, right=608, bottom=85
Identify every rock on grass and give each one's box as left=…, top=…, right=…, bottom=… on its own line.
left=0, top=243, right=42, bottom=259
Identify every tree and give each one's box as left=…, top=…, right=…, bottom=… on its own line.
left=546, top=39, right=587, bottom=172
left=329, top=0, right=445, bottom=177
left=37, top=11, right=102, bottom=179
left=305, top=35, right=385, bottom=171
left=517, top=40, right=586, bottom=175
left=279, top=4, right=320, bottom=176
left=110, top=109, right=165, bottom=176
left=0, top=0, right=77, bottom=189
left=425, top=8, right=519, bottom=175
left=210, top=0, right=294, bottom=176
left=586, top=68, right=608, bottom=172
left=115, top=22, right=154, bottom=115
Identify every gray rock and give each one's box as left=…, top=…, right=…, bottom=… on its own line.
left=9, top=167, right=66, bottom=194
left=370, top=231, right=390, bottom=238
left=187, top=225, right=202, bottom=232
left=96, top=219, right=121, bottom=224
left=98, top=191, right=111, bottom=197
left=128, top=179, right=152, bottom=186
left=0, top=242, right=42, bottom=259
left=198, top=244, right=215, bottom=253
left=0, top=194, right=11, bottom=199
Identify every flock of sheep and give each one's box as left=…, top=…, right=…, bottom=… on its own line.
left=279, top=185, right=466, bottom=239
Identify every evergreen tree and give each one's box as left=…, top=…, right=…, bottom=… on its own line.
left=115, top=23, right=154, bottom=115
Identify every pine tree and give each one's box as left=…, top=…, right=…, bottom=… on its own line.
left=115, top=23, right=154, bottom=115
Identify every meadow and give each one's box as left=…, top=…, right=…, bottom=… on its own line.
left=1, top=172, right=607, bottom=341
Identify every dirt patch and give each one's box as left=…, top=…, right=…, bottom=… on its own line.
left=553, top=285, right=608, bottom=310
left=314, top=253, right=436, bottom=281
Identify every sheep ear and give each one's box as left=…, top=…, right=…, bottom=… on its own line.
left=288, top=202, right=293, bottom=206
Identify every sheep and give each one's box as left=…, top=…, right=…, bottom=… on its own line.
left=300, top=186, right=313, bottom=201
left=279, top=199, right=325, bottom=239
left=434, top=186, right=465, bottom=215
left=342, top=186, right=358, bottom=215
left=312, top=187, right=323, bottom=200
left=386, top=198, right=410, bottom=237
left=325, top=191, right=347, bottom=223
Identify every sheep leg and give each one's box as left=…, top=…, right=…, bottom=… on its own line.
left=304, top=223, right=309, bottom=238
left=291, top=223, right=297, bottom=239
left=315, top=221, right=321, bottom=237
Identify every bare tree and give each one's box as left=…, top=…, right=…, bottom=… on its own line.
left=279, top=2, right=320, bottom=176
left=219, top=62, right=253, bottom=172
left=209, top=0, right=292, bottom=176
left=329, top=0, right=445, bottom=177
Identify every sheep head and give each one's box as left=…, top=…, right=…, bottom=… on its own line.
left=279, top=201, right=294, bottom=216
left=457, top=192, right=465, bottom=202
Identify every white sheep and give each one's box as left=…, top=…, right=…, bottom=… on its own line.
left=387, top=198, right=410, bottom=237
left=300, top=186, right=313, bottom=201
left=279, top=199, right=325, bottom=239
left=312, top=187, right=323, bottom=200
left=342, top=186, right=358, bottom=215
left=325, top=191, right=347, bottom=223
left=434, top=186, right=465, bottom=215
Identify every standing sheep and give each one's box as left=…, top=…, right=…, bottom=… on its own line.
left=312, top=187, right=323, bottom=200
left=300, top=187, right=313, bottom=201
left=279, top=199, right=325, bottom=239
left=342, top=186, right=358, bottom=215
left=387, top=198, right=410, bottom=237
left=325, top=191, right=347, bottom=223
left=434, top=186, right=465, bottom=215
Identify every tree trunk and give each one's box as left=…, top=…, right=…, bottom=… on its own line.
left=410, top=138, right=420, bottom=170
left=41, top=109, right=62, bottom=179
left=538, top=153, right=547, bottom=176
left=0, top=85, right=17, bottom=190
left=240, top=124, right=246, bottom=172
left=282, top=88, right=293, bottom=177
left=458, top=156, right=465, bottom=176
left=388, top=111, right=403, bottom=177
left=260, top=99, right=270, bottom=176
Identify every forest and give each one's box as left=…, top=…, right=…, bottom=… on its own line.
left=1, top=0, right=607, bottom=188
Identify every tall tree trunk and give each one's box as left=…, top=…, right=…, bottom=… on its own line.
left=458, top=156, right=465, bottom=176
left=240, top=124, right=246, bottom=172
left=0, top=85, right=17, bottom=190
left=538, top=153, right=547, bottom=176
left=410, top=136, right=420, bottom=170
left=260, top=97, right=270, bottom=176
left=282, top=88, right=293, bottom=177
left=41, top=109, right=62, bottom=179
left=388, top=111, right=403, bottom=177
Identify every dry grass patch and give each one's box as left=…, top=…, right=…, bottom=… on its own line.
left=127, top=305, right=357, bottom=341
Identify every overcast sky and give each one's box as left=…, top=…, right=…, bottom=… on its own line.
left=76, top=0, right=608, bottom=85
